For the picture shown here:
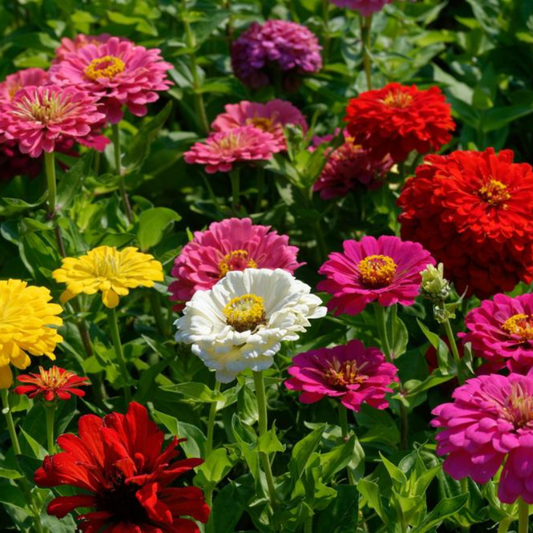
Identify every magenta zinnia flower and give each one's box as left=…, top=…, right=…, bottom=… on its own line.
left=0, top=86, right=108, bottom=158
left=49, top=37, right=172, bottom=123
left=0, top=68, right=49, bottom=104
left=318, top=235, right=435, bottom=315
left=211, top=99, right=308, bottom=151
left=169, top=217, right=303, bottom=309
left=54, top=34, right=128, bottom=62
left=328, top=0, right=393, bottom=15
left=231, top=20, right=322, bottom=90
left=460, top=293, right=533, bottom=372
left=285, top=339, right=398, bottom=411
left=432, top=373, right=533, bottom=504
left=184, top=126, right=280, bottom=174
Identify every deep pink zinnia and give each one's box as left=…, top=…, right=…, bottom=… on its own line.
left=183, top=126, right=280, bottom=174
left=0, top=68, right=49, bottom=104
left=318, top=235, right=435, bottom=316
left=432, top=373, right=533, bottom=504
left=460, top=293, right=533, bottom=373
left=54, top=34, right=129, bottom=63
left=211, top=99, right=308, bottom=151
left=0, top=86, right=108, bottom=158
left=49, top=37, right=172, bottom=123
left=285, top=339, right=398, bottom=411
left=328, top=0, right=393, bottom=15
left=169, top=217, right=303, bottom=309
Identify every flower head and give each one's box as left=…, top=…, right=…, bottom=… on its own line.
left=170, top=218, right=303, bottom=310
left=176, top=268, right=326, bottom=383
left=211, top=99, right=308, bottom=151
left=184, top=126, right=280, bottom=174
left=53, top=246, right=164, bottom=309
left=318, top=235, right=435, bottom=316
left=285, top=339, right=398, bottom=410
left=49, top=37, right=172, bottom=123
left=34, top=402, right=210, bottom=532
left=344, top=82, right=454, bottom=163
left=328, top=0, right=392, bottom=15
left=54, top=34, right=127, bottom=62
left=432, top=373, right=533, bottom=504
left=14, top=366, right=89, bottom=402
left=0, top=67, right=49, bottom=104
left=231, top=20, right=322, bottom=90
left=0, top=280, right=63, bottom=389
left=398, top=148, right=533, bottom=298
left=0, top=85, right=108, bottom=158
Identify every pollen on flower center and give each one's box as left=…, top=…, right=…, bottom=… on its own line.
left=247, top=116, right=274, bottom=132
left=223, top=293, right=266, bottom=332
left=501, top=313, right=533, bottom=341
left=218, top=250, right=258, bottom=278
left=479, top=179, right=511, bottom=207
left=14, top=90, right=72, bottom=124
left=502, top=383, right=533, bottom=428
left=84, top=56, right=126, bottom=81
left=324, top=358, right=367, bottom=387
left=358, top=255, right=397, bottom=288
left=93, top=254, right=121, bottom=279
left=36, top=367, right=71, bottom=391
left=383, top=90, right=413, bottom=108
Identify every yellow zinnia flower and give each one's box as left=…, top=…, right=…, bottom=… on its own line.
left=52, top=246, right=164, bottom=309
left=0, top=280, right=63, bottom=389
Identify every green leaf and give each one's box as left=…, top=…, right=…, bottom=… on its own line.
left=289, top=425, right=326, bottom=481
left=57, top=152, right=94, bottom=213
left=314, top=485, right=359, bottom=533
left=258, top=424, right=286, bottom=454
left=237, top=384, right=259, bottom=426
left=411, top=494, right=469, bottom=533
left=380, top=453, right=408, bottom=487
left=482, top=104, right=533, bottom=133
left=136, top=207, right=181, bottom=250
left=195, top=448, right=233, bottom=487
left=358, top=478, right=388, bottom=523
left=319, top=435, right=362, bottom=484
left=161, top=382, right=225, bottom=403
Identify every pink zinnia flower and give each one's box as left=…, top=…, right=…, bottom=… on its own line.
left=0, top=86, right=108, bottom=158
left=211, top=99, right=308, bottom=151
left=0, top=68, right=49, bottom=104
left=54, top=34, right=128, bottom=62
left=49, top=37, right=172, bottom=123
left=318, top=235, right=435, bottom=315
left=328, top=0, right=393, bottom=16
left=432, top=373, right=533, bottom=504
left=183, top=126, right=280, bottom=174
left=460, top=293, right=533, bottom=373
left=169, top=217, right=303, bottom=309
left=285, top=339, right=398, bottom=410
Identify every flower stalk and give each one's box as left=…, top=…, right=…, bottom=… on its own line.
left=107, top=307, right=132, bottom=405
left=338, top=403, right=356, bottom=485
left=45, top=403, right=56, bottom=453
left=359, top=15, right=373, bottom=89
left=519, top=498, right=529, bottom=533
left=112, top=123, right=133, bottom=223
left=1, top=389, right=22, bottom=456
left=229, top=168, right=241, bottom=215
left=44, top=151, right=67, bottom=258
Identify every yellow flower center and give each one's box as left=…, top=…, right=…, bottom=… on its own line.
left=84, top=56, right=125, bottom=81
left=479, top=179, right=511, bottom=207
left=247, top=116, right=275, bottom=132
left=218, top=250, right=258, bottom=278
left=383, top=90, right=413, bottom=108
left=324, top=358, right=366, bottom=387
left=8, top=82, right=22, bottom=100
left=503, top=383, right=533, bottom=428
left=217, top=132, right=242, bottom=151
left=35, top=366, right=73, bottom=391
left=13, top=90, right=74, bottom=124
left=223, top=294, right=266, bottom=332
left=358, top=255, right=397, bottom=288
left=501, top=313, right=533, bottom=341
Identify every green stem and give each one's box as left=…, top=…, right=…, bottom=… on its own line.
left=519, top=498, right=529, bottom=533
left=205, top=381, right=222, bottom=533
left=45, top=151, right=67, bottom=257
left=255, top=167, right=265, bottom=213
left=399, top=402, right=408, bottom=450
left=443, top=319, right=464, bottom=384
left=149, top=291, right=168, bottom=337
left=459, top=478, right=470, bottom=533
left=230, top=168, right=241, bottom=215
left=359, top=15, right=373, bottom=89
left=1, top=389, right=21, bottom=455
left=107, top=307, right=132, bottom=406
left=374, top=304, right=391, bottom=362
left=338, top=404, right=356, bottom=485
left=321, top=0, right=330, bottom=64
left=112, top=123, right=133, bottom=223
left=45, top=404, right=56, bottom=453
left=305, top=517, right=313, bottom=533
left=498, top=517, right=513, bottom=533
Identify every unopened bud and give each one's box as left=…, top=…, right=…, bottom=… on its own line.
left=420, top=263, right=451, bottom=303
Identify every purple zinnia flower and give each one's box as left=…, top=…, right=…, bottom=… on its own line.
left=329, top=0, right=393, bottom=16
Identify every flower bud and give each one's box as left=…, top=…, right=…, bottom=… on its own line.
left=420, top=263, right=451, bottom=303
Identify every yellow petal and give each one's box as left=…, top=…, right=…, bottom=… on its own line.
left=102, top=289, right=119, bottom=309
left=60, top=288, right=76, bottom=304
left=0, top=365, right=13, bottom=389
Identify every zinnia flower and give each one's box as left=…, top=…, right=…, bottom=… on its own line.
left=0, top=280, right=63, bottom=389
left=54, top=34, right=125, bottom=62
left=169, top=217, right=303, bottom=310
left=398, top=148, right=533, bottom=298
left=175, top=268, right=326, bottom=383
left=14, top=366, right=89, bottom=401
left=285, top=339, right=398, bottom=410
left=432, top=373, right=533, bottom=504
left=0, top=67, right=49, bottom=104
left=344, top=82, right=454, bottom=163
left=184, top=126, right=280, bottom=174
left=49, top=37, right=172, bottom=123
left=52, top=246, right=164, bottom=309
left=231, top=20, right=322, bottom=90
left=34, top=402, right=210, bottom=532
left=211, top=99, right=308, bottom=151
left=318, top=235, right=435, bottom=316
left=328, top=0, right=392, bottom=15
left=0, top=85, right=108, bottom=157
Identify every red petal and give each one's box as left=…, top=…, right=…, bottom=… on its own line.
left=47, top=495, right=96, bottom=518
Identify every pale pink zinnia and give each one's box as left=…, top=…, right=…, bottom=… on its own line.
left=432, top=373, right=533, bottom=504
left=169, top=217, right=303, bottom=309
left=0, top=86, right=108, bottom=158
left=211, top=99, right=308, bottom=151
left=49, top=37, right=172, bottom=123
left=0, top=68, right=49, bottom=104
left=285, top=339, right=398, bottom=411
left=318, top=235, right=435, bottom=316
left=183, top=126, right=280, bottom=174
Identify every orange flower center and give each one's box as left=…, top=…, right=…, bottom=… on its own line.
left=36, top=367, right=74, bottom=391
left=223, top=294, right=266, bottom=332
left=501, top=313, right=533, bottom=341
left=358, top=255, right=397, bottom=288
left=324, top=358, right=366, bottom=387
left=218, top=250, right=257, bottom=278
left=84, top=56, right=125, bottom=81
left=247, top=116, right=275, bottom=133
left=503, top=383, right=533, bottom=428
left=383, top=90, right=413, bottom=108
left=478, top=179, right=510, bottom=207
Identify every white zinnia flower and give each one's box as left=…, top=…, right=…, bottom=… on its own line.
left=175, top=268, right=327, bottom=383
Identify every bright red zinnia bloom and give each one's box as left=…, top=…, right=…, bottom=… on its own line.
left=398, top=148, right=533, bottom=298
left=34, top=402, right=209, bottom=532
left=344, top=82, right=454, bottom=163
left=14, top=366, right=89, bottom=401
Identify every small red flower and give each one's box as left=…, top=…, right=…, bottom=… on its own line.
left=344, top=82, right=454, bottom=163
left=14, top=366, right=89, bottom=402
left=34, top=402, right=210, bottom=533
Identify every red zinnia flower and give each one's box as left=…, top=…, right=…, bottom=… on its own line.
left=34, top=402, right=210, bottom=532
left=14, top=366, right=89, bottom=401
left=398, top=148, right=533, bottom=298
left=344, top=82, right=454, bottom=163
